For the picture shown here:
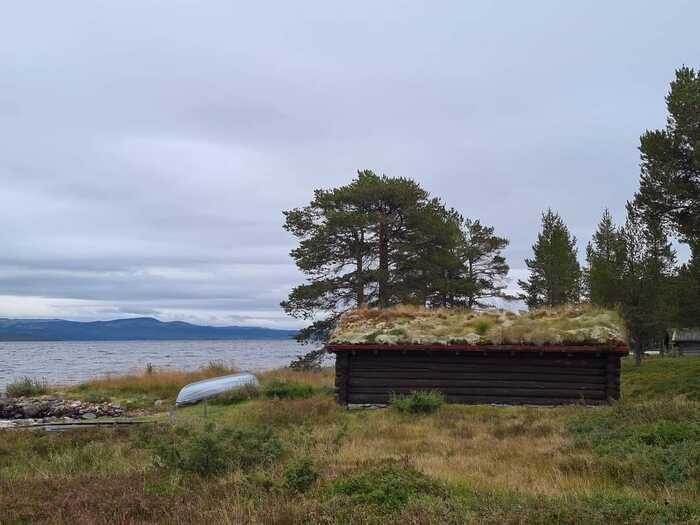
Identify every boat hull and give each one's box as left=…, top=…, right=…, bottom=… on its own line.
left=175, top=372, right=259, bottom=406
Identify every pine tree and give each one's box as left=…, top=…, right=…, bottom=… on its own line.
left=449, top=218, right=512, bottom=308
left=636, top=67, right=700, bottom=244
left=585, top=209, right=625, bottom=307
left=282, top=170, right=463, bottom=341
left=518, top=209, right=581, bottom=308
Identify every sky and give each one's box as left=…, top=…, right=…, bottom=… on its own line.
left=1, top=1, right=699, bottom=329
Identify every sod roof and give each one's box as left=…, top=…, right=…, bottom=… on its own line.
left=328, top=304, right=628, bottom=348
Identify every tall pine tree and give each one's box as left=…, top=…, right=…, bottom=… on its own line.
left=518, top=209, right=581, bottom=308
left=282, top=170, right=464, bottom=342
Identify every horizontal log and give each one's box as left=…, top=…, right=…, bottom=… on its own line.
left=346, top=370, right=607, bottom=384
left=348, top=386, right=606, bottom=399
left=347, top=394, right=607, bottom=405
left=349, top=361, right=616, bottom=377
left=350, top=354, right=607, bottom=368
left=348, top=378, right=605, bottom=391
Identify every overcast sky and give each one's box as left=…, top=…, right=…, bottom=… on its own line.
left=1, top=2, right=698, bottom=328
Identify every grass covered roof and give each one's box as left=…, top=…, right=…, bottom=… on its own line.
left=329, top=304, right=627, bottom=347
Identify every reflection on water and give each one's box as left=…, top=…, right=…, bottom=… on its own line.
left=0, top=339, right=322, bottom=390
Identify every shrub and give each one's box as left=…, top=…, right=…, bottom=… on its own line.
left=330, top=461, right=446, bottom=512
left=390, top=390, right=444, bottom=414
left=209, top=384, right=260, bottom=405
left=284, top=458, right=319, bottom=493
left=263, top=379, right=314, bottom=399
left=145, top=423, right=284, bottom=478
left=6, top=376, right=48, bottom=397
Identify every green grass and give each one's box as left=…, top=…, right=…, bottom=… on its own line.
left=2, top=357, right=699, bottom=524
left=622, top=355, right=700, bottom=401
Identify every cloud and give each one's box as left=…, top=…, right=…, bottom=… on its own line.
left=0, top=1, right=698, bottom=327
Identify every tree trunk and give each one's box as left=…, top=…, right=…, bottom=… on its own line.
left=356, top=252, right=365, bottom=306
left=378, top=220, right=389, bottom=308
left=633, top=336, right=642, bottom=367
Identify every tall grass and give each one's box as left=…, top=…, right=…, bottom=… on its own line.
left=68, top=361, right=238, bottom=407
left=5, top=376, right=48, bottom=397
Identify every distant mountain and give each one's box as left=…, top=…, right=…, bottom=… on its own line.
left=0, top=317, right=298, bottom=341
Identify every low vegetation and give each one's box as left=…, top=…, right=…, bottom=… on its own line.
left=5, top=376, right=49, bottom=397
left=330, top=303, right=627, bottom=346
left=2, top=356, right=699, bottom=524
left=390, top=390, right=444, bottom=414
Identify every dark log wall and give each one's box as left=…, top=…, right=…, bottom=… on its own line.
left=334, top=350, right=621, bottom=406
left=677, top=342, right=700, bottom=356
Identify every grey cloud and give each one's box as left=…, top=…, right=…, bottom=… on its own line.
left=0, top=1, right=698, bottom=327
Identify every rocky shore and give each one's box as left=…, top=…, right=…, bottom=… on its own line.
left=0, top=395, right=124, bottom=422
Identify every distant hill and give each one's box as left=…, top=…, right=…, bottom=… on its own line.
left=0, top=317, right=298, bottom=341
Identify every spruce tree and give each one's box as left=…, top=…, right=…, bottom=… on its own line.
left=518, top=209, right=581, bottom=308
left=675, top=242, right=700, bottom=328
left=585, top=209, right=625, bottom=307
left=618, top=201, right=677, bottom=363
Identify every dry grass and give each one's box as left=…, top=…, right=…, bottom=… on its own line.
left=65, top=361, right=239, bottom=408
left=4, top=358, right=700, bottom=524
left=331, top=304, right=628, bottom=346
left=334, top=405, right=600, bottom=497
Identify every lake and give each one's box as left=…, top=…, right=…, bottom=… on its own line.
left=0, top=339, right=324, bottom=391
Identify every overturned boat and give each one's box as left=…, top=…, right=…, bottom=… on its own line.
left=175, top=372, right=259, bottom=406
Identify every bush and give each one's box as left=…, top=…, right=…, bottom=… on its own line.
left=331, top=461, right=446, bottom=512
left=390, top=390, right=444, bottom=414
left=263, top=379, right=314, bottom=399
left=284, top=458, right=319, bottom=493
left=6, top=376, right=48, bottom=397
left=209, top=384, right=260, bottom=405
left=145, top=423, right=284, bottom=478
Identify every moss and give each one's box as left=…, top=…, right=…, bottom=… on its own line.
left=330, top=304, right=627, bottom=346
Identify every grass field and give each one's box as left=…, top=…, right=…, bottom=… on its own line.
left=1, top=357, right=699, bottom=524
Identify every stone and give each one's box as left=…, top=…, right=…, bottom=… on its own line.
left=21, top=403, right=42, bottom=418
left=154, top=399, right=165, bottom=407
left=81, top=413, right=97, bottom=420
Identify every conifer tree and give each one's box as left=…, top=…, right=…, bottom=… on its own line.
left=450, top=218, right=512, bottom=308
left=282, top=170, right=462, bottom=342
left=518, top=209, right=581, bottom=308
left=584, top=209, right=625, bottom=307
left=636, top=67, right=700, bottom=244
left=675, top=242, right=700, bottom=328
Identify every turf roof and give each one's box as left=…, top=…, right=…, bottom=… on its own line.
left=329, top=304, right=627, bottom=347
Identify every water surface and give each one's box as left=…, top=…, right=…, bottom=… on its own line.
left=0, top=339, right=319, bottom=390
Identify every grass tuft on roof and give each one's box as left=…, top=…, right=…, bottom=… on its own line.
left=329, top=304, right=627, bottom=346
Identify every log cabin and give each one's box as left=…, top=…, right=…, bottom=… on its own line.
left=671, top=329, right=700, bottom=356
left=327, top=305, right=628, bottom=406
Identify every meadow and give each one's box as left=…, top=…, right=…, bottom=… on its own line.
left=1, top=357, right=699, bottom=525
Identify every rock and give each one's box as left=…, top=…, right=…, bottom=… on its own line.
left=81, top=413, right=97, bottom=420
left=21, top=403, right=42, bottom=418
left=154, top=399, right=165, bottom=407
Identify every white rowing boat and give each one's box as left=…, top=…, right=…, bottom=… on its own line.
left=175, top=372, right=259, bottom=406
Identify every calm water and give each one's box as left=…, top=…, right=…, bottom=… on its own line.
left=0, top=339, right=322, bottom=391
